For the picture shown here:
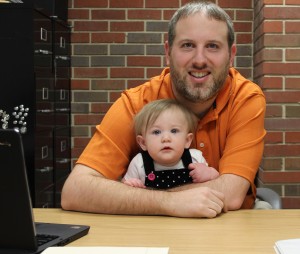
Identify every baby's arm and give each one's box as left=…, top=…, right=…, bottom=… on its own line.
left=188, top=163, right=219, bottom=183
left=122, top=153, right=146, bottom=188
left=122, top=178, right=146, bottom=188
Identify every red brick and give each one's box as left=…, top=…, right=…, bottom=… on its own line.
left=74, top=0, right=108, bottom=8
left=91, top=103, right=113, bottom=113
left=263, top=21, right=283, bottom=33
left=145, top=0, right=179, bottom=8
left=68, top=9, right=90, bottom=19
left=74, top=68, right=107, bottom=78
left=265, top=132, right=283, bottom=144
left=92, top=80, right=125, bottom=90
left=286, top=0, right=300, bottom=5
left=73, top=137, right=91, bottom=147
left=286, top=49, right=300, bottom=61
left=265, top=119, right=300, bottom=131
left=111, top=68, right=144, bottom=78
left=72, top=147, right=85, bottom=158
left=263, top=0, right=283, bottom=4
left=91, top=33, right=125, bottom=43
left=92, top=10, right=125, bottom=20
left=128, top=10, right=162, bottom=20
left=260, top=158, right=283, bottom=171
left=127, top=56, right=161, bottom=67
left=236, top=10, right=253, bottom=21
left=74, top=114, right=104, bottom=125
left=260, top=76, right=283, bottom=89
left=127, top=79, right=148, bottom=89
left=110, top=91, right=123, bottom=102
left=110, top=0, right=143, bottom=8
left=233, top=22, right=252, bottom=32
left=218, top=0, right=252, bottom=8
left=74, top=21, right=108, bottom=32
left=286, top=132, right=300, bottom=143
left=264, top=7, right=300, bottom=19
left=71, top=33, right=90, bottom=43
left=265, top=34, right=300, bottom=47
left=264, top=144, right=300, bottom=156
left=286, top=78, right=300, bottom=89
left=264, top=91, right=300, bottom=103
left=282, top=197, right=300, bottom=209
left=71, top=80, right=90, bottom=90
left=285, top=157, right=300, bottom=170
left=265, top=105, right=283, bottom=118
left=236, top=33, right=252, bottom=44
left=163, top=10, right=176, bottom=20
left=259, top=170, right=300, bottom=183
left=110, top=22, right=144, bottom=32
left=286, top=21, right=300, bottom=33
left=263, top=63, right=300, bottom=75
left=147, top=68, right=165, bottom=79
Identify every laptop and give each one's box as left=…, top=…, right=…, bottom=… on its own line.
left=0, top=129, right=90, bottom=254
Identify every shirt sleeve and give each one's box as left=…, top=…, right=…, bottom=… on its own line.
left=76, top=94, right=140, bottom=180
left=189, top=149, right=208, bottom=165
left=123, top=153, right=146, bottom=184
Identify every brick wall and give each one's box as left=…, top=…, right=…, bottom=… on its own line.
left=68, top=0, right=300, bottom=208
left=253, top=0, right=300, bottom=208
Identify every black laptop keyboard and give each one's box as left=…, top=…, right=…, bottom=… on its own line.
left=36, top=234, right=59, bottom=246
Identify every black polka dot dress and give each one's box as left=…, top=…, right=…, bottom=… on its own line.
left=142, top=149, right=193, bottom=189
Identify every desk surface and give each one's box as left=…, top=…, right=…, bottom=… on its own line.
left=34, top=209, right=300, bottom=254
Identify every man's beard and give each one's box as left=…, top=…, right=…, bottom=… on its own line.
left=170, top=61, right=230, bottom=103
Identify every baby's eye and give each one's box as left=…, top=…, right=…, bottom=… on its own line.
left=171, top=128, right=179, bottom=134
left=152, top=130, right=161, bottom=135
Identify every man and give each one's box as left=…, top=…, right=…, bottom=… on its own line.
left=61, top=2, right=266, bottom=218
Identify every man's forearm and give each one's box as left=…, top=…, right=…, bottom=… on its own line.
left=61, top=164, right=225, bottom=218
left=61, top=165, right=167, bottom=215
left=171, top=174, right=250, bottom=210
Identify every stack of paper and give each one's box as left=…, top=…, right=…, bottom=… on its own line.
left=274, top=239, right=300, bottom=254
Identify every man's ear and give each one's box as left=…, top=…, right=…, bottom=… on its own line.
left=164, top=40, right=171, bottom=66
left=185, top=133, right=194, bottom=149
left=136, top=135, right=147, bottom=151
left=229, top=43, right=237, bottom=67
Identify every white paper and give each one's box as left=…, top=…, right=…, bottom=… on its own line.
left=274, top=239, right=300, bottom=254
left=42, top=246, right=169, bottom=254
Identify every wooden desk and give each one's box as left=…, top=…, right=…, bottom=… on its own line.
left=34, top=209, right=300, bottom=254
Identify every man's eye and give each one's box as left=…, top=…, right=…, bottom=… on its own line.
left=182, top=42, right=194, bottom=48
left=207, top=43, right=218, bottom=49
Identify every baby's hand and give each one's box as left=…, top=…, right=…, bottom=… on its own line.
left=122, top=178, right=146, bottom=188
left=188, top=163, right=219, bottom=183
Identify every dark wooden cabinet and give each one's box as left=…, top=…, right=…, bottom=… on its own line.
left=0, top=3, right=71, bottom=208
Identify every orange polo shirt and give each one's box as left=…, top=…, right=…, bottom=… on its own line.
left=77, top=67, right=266, bottom=209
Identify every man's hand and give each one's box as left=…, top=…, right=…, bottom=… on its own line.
left=165, top=187, right=226, bottom=218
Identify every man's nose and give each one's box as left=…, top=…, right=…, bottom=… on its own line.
left=192, top=47, right=207, bottom=66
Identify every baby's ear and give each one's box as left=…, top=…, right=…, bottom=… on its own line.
left=136, top=135, right=147, bottom=151
left=185, top=133, right=194, bottom=148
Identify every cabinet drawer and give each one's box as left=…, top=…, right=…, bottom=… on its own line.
left=35, top=185, right=54, bottom=208
left=35, top=129, right=54, bottom=191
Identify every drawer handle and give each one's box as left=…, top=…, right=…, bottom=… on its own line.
left=40, top=27, right=47, bottom=41
left=36, top=166, right=53, bottom=173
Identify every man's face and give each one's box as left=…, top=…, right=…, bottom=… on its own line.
left=165, top=13, right=236, bottom=103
